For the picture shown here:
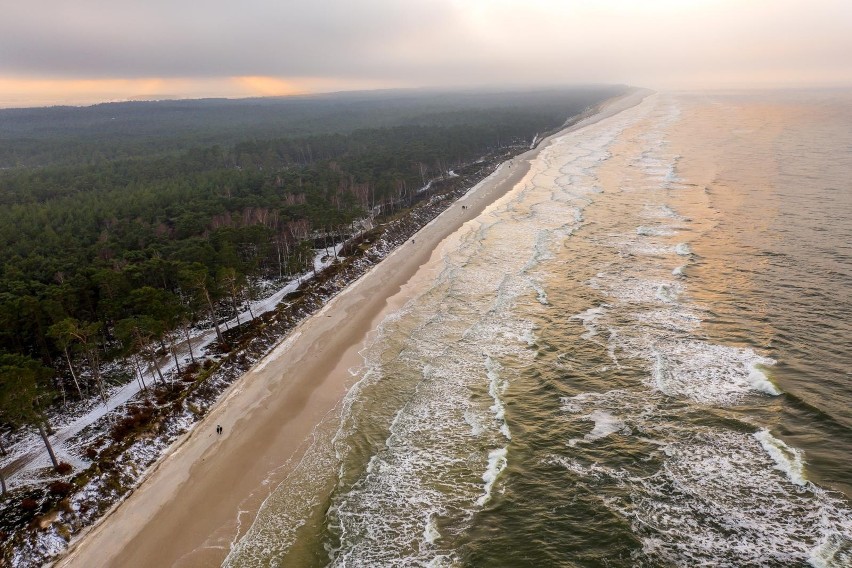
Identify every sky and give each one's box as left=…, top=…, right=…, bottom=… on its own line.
left=1, top=0, right=851, bottom=107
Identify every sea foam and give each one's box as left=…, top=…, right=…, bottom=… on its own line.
left=476, top=447, right=508, bottom=506
left=675, top=242, right=692, bottom=256
left=754, top=429, right=806, bottom=485
left=554, top=422, right=852, bottom=567
left=567, top=410, right=629, bottom=446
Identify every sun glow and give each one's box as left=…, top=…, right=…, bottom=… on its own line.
left=0, top=77, right=252, bottom=107
left=0, top=74, right=408, bottom=108
left=0, top=77, right=174, bottom=107
left=231, top=76, right=305, bottom=97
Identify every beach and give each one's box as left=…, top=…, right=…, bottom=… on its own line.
left=54, top=91, right=648, bottom=568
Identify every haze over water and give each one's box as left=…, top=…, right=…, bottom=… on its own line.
left=225, top=91, right=852, bottom=567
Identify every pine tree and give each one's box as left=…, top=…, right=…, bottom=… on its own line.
left=0, top=354, right=60, bottom=471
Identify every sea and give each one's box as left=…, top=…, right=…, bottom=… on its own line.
left=223, top=91, right=852, bottom=567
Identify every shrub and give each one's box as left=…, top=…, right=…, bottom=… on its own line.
left=58, top=498, right=73, bottom=513
left=109, top=404, right=155, bottom=441
left=48, top=481, right=73, bottom=497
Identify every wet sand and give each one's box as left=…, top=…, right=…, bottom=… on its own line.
left=54, top=89, right=649, bottom=568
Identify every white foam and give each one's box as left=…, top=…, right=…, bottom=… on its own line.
left=531, top=280, right=549, bottom=305
left=627, top=242, right=680, bottom=256
left=572, top=305, right=607, bottom=340
left=486, top=357, right=512, bottom=440
left=672, top=264, right=686, bottom=277
left=593, top=274, right=684, bottom=304
left=655, top=283, right=679, bottom=303
left=631, top=309, right=700, bottom=333
left=463, top=407, right=485, bottom=436
left=675, top=243, right=692, bottom=256
left=556, top=427, right=852, bottom=567
left=642, top=204, right=680, bottom=219
left=646, top=342, right=778, bottom=405
left=664, top=163, right=680, bottom=184
left=754, top=429, right=806, bottom=486
left=476, top=447, right=508, bottom=506
left=748, top=364, right=782, bottom=396
left=589, top=269, right=778, bottom=405
left=586, top=410, right=628, bottom=440
left=423, top=513, right=441, bottom=545
left=637, top=225, right=676, bottom=237
left=809, top=532, right=852, bottom=568
left=569, top=410, right=629, bottom=446
left=547, top=454, right=626, bottom=481
left=652, top=352, right=675, bottom=397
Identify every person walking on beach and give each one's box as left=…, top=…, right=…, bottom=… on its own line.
left=216, top=425, right=222, bottom=435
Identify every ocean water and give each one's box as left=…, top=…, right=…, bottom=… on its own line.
left=224, top=91, right=852, bottom=567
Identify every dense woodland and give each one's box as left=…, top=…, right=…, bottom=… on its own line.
left=0, top=86, right=624, bottom=448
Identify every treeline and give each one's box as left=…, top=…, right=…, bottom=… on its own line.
left=0, top=87, right=623, bottom=168
left=0, top=86, right=623, bottom=427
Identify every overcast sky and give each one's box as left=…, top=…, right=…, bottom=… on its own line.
left=1, top=0, right=851, bottom=106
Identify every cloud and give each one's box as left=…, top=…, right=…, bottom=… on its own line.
left=0, top=0, right=464, bottom=79
left=1, top=0, right=851, bottom=99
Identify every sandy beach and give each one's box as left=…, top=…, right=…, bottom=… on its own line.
left=54, top=90, right=648, bottom=568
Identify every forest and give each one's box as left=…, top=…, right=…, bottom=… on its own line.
left=0, top=86, right=624, bottom=461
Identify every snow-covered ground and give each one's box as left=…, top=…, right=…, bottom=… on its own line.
left=0, top=244, right=346, bottom=490
left=2, top=163, right=488, bottom=489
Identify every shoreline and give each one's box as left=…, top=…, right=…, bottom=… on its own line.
left=54, top=89, right=650, bottom=568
